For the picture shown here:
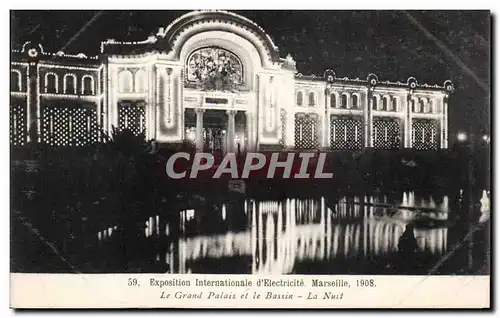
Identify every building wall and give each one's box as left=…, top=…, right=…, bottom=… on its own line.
left=37, top=64, right=102, bottom=146
left=10, top=57, right=450, bottom=151
left=10, top=51, right=104, bottom=147
left=292, top=79, right=448, bottom=151
left=10, top=63, right=29, bottom=145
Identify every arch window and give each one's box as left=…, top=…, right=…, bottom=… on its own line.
left=10, top=70, right=21, bottom=92
left=63, top=74, right=77, bottom=94
left=383, top=96, right=389, bottom=111
left=428, top=100, right=434, bottom=113
left=134, top=69, right=147, bottom=92
left=423, top=99, right=431, bottom=113
left=82, top=75, right=94, bottom=95
left=119, top=70, right=133, bottom=93
left=308, top=92, right=315, bottom=106
left=351, top=94, right=359, bottom=108
left=391, top=97, right=398, bottom=111
left=418, top=99, right=425, bottom=113
left=330, top=94, right=336, bottom=108
left=45, top=73, right=58, bottom=93
left=372, top=96, right=378, bottom=110
left=296, top=91, right=303, bottom=106
left=341, top=94, right=348, bottom=108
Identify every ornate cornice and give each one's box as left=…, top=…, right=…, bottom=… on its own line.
left=11, top=41, right=102, bottom=67
left=295, top=72, right=453, bottom=93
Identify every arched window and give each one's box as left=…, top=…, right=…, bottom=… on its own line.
left=63, top=74, right=77, bottom=94
left=119, top=70, right=133, bottom=93
left=330, top=94, right=336, bottom=108
left=186, top=46, right=243, bottom=87
left=392, top=97, right=398, bottom=111
left=296, top=91, right=303, bottom=106
left=45, top=73, right=58, bottom=93
left=11, top=70, right=21, bottom=92
left=134, top=70, right=147, bottom=92
left=372, top=96, right=378, bottom=110
left=418, top=99, right=425, bottom=113
left=383, top=96, right=389, bottom=110
left=308, top=92, right=315, bottom=106
left=428, top=100, right=433, bottom=113
left=82, top=75, right=94, bottom=95
left=351, top=94, right=358, bottom=108
left=341, top=94, right=348, bottom=108
left=423, top=99, right=431, bottom=113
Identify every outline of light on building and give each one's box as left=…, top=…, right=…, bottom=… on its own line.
left=10, top=10, right=454, bottom=150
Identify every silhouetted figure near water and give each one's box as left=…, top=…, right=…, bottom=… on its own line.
left=325, top=193, right=339, bottom=216
left=397, top=223, right=419, bottom=274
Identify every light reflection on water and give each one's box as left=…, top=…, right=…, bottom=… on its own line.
left=175, top=195, right=449, bottom=274
left=96, top=190, right=490, bottom=274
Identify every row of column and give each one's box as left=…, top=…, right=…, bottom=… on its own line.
left=194, top=108, right=239, bottom=152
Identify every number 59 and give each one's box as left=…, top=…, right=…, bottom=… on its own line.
left=128, top=278, right=138, bottom=286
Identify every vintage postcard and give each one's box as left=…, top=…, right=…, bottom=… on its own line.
left=9, top=9, right=491, bottom=309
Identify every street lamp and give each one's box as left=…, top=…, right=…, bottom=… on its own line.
left=482, top=134, right=490, bottom=144
left=457, top=132, right=468, bottom=142
left=187, top=129, right=196, bottom=141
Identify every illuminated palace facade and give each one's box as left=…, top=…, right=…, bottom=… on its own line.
left=10, top=10, right=454, bottom=152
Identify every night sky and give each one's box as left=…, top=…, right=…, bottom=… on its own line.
left=10, top=10, right=490, bottom=140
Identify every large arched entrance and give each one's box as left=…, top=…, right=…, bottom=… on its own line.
left=105, top=10, right=289, bottom=149
left=161, top=11, right=285, bottom=152
left=178, top=34, right=262, bottom=152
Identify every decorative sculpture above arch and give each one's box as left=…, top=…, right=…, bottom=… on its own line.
left=186, top=46, right=243, bottom=91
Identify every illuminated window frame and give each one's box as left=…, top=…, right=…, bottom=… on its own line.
left=372, top=95, right=378, bottom=110
left=392, top=97, right=398, bottom=111
left=418, top=99, right=425, bottom=113
left=351, top=94, right=359, bottom=109
left=44, top=72, right=59, bottom=93
left=308, top=92, right=316, bottom=107
left=63, top=73, right=77, bottom=94
left=341, top=93, right=348, bottom=109
left=424, top=99, right=432, bottom=113
left=134, top=69, right=147, bottom=93
left=383, top=96, right=389, bottom=111
left=330, top=93, right=336, bottom=108
left=296, top=91, right=304, bottom=106
left=11, top=69, right=22, bottom=92
left=118, top=69, right=134, bottom=93
left=81, top=75, right=95, bottom=95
